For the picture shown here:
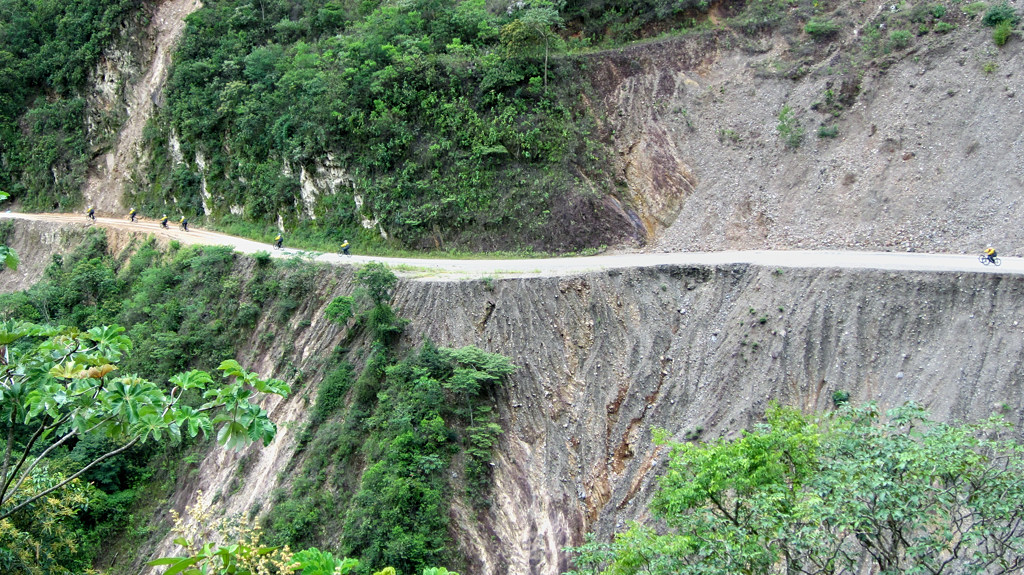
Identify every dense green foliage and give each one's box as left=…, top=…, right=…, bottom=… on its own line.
left=136, top=0, right=616, bottom=252
left=0, top=0, right=140, bottom=209
left=0, top=318, right=289, bottom=575
left=0, top=230, right=324, bottom=573
left=264, top=265, right=515, bottom=574
left=569, top=403, right=1024, bottom=575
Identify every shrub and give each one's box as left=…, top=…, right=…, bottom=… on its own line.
left=804, top=18, right=840, bottom=38
left=932, top=4, right=947, bottom=18
left=253, top=250, right=273, bottom=267
left=934, top=21, right=956, bottom=32
left=325, top=296, right=354, bottom=325
left=355, top=263, right=397, bottom=307
left=963, top=2, right=989, bottom=18
left=888, top=29, right=913, bottom=50
left=994, top=21, right=1013, bottom=44
left=777, top=105, right=804, bottom=149
left=818, top=124, right=840, bottom=138
left=983, top=2, right=1019, bottom=26
left=832, top=389, right=851, bottom=406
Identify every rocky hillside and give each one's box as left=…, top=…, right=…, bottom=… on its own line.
left=4, top=220, right=1021, bottom=574
left=586, top=10, right=1024, bottom=255
left=48, top=0, right=1019, bottom=255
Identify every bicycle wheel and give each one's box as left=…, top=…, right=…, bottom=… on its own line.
left=993, top=257, right=1001, bottom=266
left=979, top=254, right=990, bottom=265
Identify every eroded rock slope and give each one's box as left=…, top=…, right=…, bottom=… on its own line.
left=4, top=222, right=1022, bottom=574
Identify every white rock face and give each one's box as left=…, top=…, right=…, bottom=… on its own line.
left=295, top=155, right=351, bottom=219
left=81, top=0, right=204, bottom=216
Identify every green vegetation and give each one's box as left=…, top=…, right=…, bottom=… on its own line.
left=569, top=402, right=1024, bottom=574
left=804, top=18, right=840, bottom=38
left=133, top=0, right=616, bottom=253
left=0, top=231, right=511, bottom=574
left=993, top=20, right=1014, bottom=44
left=888, top=29, right=913, bottom=50
left=151, top=496, right=367, bottom=574
left=776, top=104, right=804, bottom=149
left=262, top=263, right=515, bottom=574
left=982, top=2, right=1020, bottom=27
left=817, top=124, right=839, bottom=138
left=0, top=0, right=141, bottom=210
left=0, top=234, right=289, bottom=574
left=0, top=229, right=334, bottom=572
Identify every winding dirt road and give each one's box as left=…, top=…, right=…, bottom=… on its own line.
left=2, top=211, right=1019, bottom=279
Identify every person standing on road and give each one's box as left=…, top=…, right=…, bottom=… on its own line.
left=87, top=206, right=95, bottom=221
left=341, top=239, right=350, bottom=256
left=129, top=208, right=137, bottom=222
left=274, top=233, right=283, bottom=249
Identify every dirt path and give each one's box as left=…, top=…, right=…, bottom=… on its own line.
left=2, top=212, right=1019, bottom=280
left=83, top=0, right=202, bottom=215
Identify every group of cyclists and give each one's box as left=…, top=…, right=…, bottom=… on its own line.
left=88, top=206, right=352, bottom=255
left=89, top=206, right=187, bottom=230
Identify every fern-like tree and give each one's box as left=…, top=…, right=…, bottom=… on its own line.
left=501, top=0, right=565, bottom=89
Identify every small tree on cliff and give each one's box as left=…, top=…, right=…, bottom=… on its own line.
left=569, top=403, right=1024, bottom=575
left=501, top=0, right=564, bottom=90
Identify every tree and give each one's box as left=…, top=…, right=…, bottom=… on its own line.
left=0, top=318, right=290, bottom=575
left=569, top=403, right=1024, bottom=575
left=500, top=1, right=564, bottom=90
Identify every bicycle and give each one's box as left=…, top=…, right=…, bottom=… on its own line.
left=979, top=253, right=1001, bottom=266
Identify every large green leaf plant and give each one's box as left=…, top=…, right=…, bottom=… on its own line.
left=0, top=321, right=290, bottom=523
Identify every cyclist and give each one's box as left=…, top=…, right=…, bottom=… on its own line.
left=179, top=216, right=189, bottom=231
left=274, top=233, right=283, bottom=249
left=984, top=245, right=998, bottom=264
left=160, top=214, right=169, bottom=228
left=87, top=206, right=95, bottom=221
left=340, top=239, right=350, bottom=256
left=129, top=207, right=137, bottom=222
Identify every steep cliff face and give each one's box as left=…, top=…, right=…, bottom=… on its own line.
left=396, top=265, right=1024, bottom=572
left=4, top=222, right=1022, bottom=574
